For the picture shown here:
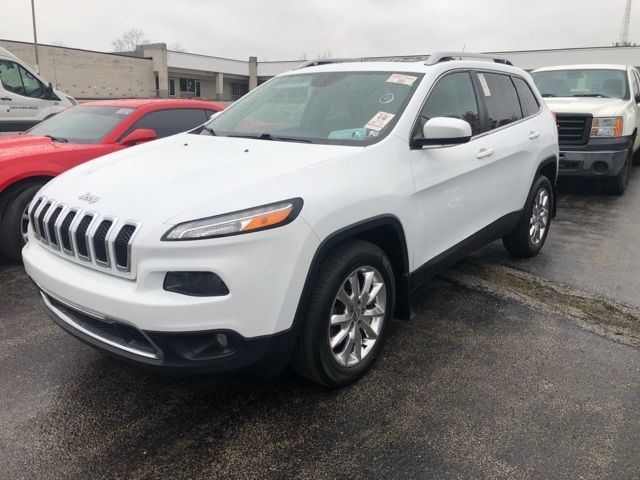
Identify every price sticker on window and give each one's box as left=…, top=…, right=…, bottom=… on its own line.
left=477, top=73, right=492, bottom=96
left=365, top=111, right=395, bottom=132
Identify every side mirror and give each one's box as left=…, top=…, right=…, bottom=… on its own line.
left=120, top=128, right=158, bottom=147
left=45, top=82, right=54, bottom=99
left=412, top=117, right=472, bottom=148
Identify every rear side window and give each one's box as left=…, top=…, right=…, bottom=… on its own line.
left=513, top=77, right=540, bottom=117
left=418, top=72, right=481, bottom=135
left=477, top=72, right=522, bottom=130
left=129, top=108, right=209, bottom=138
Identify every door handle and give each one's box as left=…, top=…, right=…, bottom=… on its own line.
left=0, top=97, right=12, bottom=101
left=529, top=130, right=541, bottom=140
left=476, top=147, right=494, bottom=159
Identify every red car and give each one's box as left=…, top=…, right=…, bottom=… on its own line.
left=0, top=98, right=223, bottom=261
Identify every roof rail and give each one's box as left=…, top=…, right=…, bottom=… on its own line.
left=295, top=55, right=433, bottom=70
left=425, top=52, right=513, bottom=66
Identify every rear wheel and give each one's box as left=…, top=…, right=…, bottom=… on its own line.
left=291, top=240, right=395, bottom=387
left=605, top=148, right=632, bottom=195
left=0, top=183, right=45, bottom=262
left=502, top=175, right=553, bottom=258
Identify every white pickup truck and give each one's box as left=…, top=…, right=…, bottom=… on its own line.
left=531, top=64, right=640, bottom=195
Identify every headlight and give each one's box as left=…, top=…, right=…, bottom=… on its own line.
left=591, top=117, right=623, bottom=137
left=162, top=198, right=303, bottom=241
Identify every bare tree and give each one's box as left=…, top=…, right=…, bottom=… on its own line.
left=112, top=29, right=149, bottom=52
left=170, top=43, right=186, bottom=52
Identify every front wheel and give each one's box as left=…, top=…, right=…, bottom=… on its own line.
left=0, top=183, right=45, bottom=262
left=605, top=148, right=632, bottom=195
left=502, top=175, right=553, bottom=258
left=291, top=240, right=395, bottom=387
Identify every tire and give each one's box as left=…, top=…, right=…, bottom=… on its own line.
left=502, top=175, right=553, bottom=258
left=291, top=240, right=396, bottom=387
left=605, top=148, right=632, bottom=195
left=633, top=147, right=640, bottom=166
left=0, top=183, right=45, bottom=262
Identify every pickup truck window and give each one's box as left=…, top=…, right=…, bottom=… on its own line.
left=531, top=69, right=630, bottom=100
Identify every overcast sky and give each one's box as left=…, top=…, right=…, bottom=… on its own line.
left=3, top=0, right=638, bottom=60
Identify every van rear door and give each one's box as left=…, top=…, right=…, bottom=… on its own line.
left=0, top=58, right=51, bottom=132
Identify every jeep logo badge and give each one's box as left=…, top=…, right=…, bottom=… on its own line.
left=78, top=192, right=100, bottom=204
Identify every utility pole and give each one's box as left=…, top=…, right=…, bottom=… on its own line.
left=619, top=0, right=633, bottom=46
left=31, top=0, right=39, bottom=73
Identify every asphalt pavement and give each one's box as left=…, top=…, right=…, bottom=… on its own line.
left=1, top=170, right=640, bottom=480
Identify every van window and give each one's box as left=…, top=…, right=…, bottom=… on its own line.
left=513, top=77, right=540, bottom=117
left=0, top=60, right=45, bottom=99
left=478, top=73, right=523, bottom=130
left=417, top=72, right=481, bottom=135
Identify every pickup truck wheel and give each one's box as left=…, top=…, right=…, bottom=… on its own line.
left=502, top=175, right=553, bottom=258
left=291, top=240, right=395, bottom=387
left=606, top=148, right=632, bottom=195
left=0, top=183, right=44, bottom=262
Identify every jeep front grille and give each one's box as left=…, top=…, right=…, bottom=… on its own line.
left=29, top=196, right=140, bottom=277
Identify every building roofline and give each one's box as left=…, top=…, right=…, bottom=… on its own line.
left=0, top=38, right=152, bottom=60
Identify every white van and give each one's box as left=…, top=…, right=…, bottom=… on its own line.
left=0, top=47, right=75, bottom=133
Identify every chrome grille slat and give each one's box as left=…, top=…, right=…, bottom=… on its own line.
left=29, top=197, right=140, bottom=278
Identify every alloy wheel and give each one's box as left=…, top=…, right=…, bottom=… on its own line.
left=328, top=266, right=386, bottom=367
left=529, top=187, right=550, bottom=246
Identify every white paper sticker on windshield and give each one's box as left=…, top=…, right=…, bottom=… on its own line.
left=115, top=108, right=134, bottom=116
left=477, top=73, right=491, bottom=96
left=386, top=74, right=418, bottom=86
left=365, top=111, right=395, bottom=132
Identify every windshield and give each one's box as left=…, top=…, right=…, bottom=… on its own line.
left=199, top=71, right=423, bottom=145
left=28, top=105, right=134, bottom=144
left=531, top=69, right=629, bottom=99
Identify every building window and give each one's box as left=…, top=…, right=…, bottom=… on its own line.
left=231, top=82, right=249, bottom=99
left=178, top=78, right=201, bottom=97
left=169, top=78, right=175, bottom=96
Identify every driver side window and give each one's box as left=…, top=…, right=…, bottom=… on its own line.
left=417, top=72, right=481, bottom=136
left=0, top=60, right=45, bottom=99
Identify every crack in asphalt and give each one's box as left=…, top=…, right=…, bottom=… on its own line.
left=440, top=260, right=640, bottom=348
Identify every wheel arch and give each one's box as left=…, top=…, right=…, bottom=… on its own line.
left=536, top=155, right=558, bottom=218
left=0, top=175, right=52, bottom=223
left=294, top=216, right=412, bottom=326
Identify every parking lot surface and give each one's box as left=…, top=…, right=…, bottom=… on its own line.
left=2, top=172, right=640, bottom=480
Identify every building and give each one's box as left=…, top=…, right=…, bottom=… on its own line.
left=4, top=38, right=640, bottom=101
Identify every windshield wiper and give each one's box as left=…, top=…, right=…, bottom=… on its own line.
left=227, top=132, right=312, bottom=143
left=541, top=93, right=557, bottom=97
left=572, top=94, right=613, bottom=98
left=44, top=134, right=68, bottom=143
left=199, top=125, right=217, bottom=136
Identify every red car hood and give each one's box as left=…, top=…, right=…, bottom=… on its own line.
left=0, top=135, right=104, bottom=162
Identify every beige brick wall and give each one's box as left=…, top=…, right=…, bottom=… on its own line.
left=0, top=40, right=156, bottom=99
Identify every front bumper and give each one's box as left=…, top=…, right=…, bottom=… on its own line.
left=23, top=216, right=319, bottom=373
left=39, top=287, right=298, bottom=374
left=559, top=136, right=632, bottom=177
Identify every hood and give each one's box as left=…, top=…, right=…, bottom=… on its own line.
left=0, top=134, right=102, bottom=163
left=40, top=133, right=359, bottom=227
left=542, top=97, right=629, bottom=117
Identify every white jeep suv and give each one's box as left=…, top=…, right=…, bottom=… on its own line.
left=23, top=53, right=559, bottom=387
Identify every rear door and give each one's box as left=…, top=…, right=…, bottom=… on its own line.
left=629, top=68, right=640, bottom=151
left=472, top=71, right=539, bottom=216
left=0, top=59, right=50, bottom=131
